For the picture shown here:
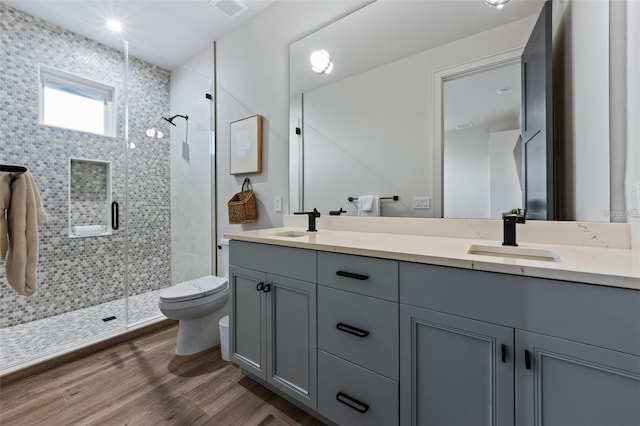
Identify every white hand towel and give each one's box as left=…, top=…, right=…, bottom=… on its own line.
left=357, top=195, right=380, bottom=217
left=6, top=172, right=48, bottom=296
left=359, top=195, right=374, bottom=212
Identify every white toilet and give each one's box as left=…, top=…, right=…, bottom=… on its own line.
left=158, top=239, right=230, bottom=356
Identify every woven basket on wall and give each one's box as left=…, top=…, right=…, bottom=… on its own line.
left=228, top=178, right=258, bottom=224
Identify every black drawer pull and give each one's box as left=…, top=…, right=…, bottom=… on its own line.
left=256, top=282, right=264, bottom=292
left=336, top=270, right=369, bottom=280
left=262, top=283, right=271, bottom=293
left=525, top=349, right=532, bottom=370
left=336, top=391, right=369, bottom=414
left=501, top=344, right=506, bottom=363
left=336, top=322, right=370, bottom=338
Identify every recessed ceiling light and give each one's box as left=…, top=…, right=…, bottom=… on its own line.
left=310, top=50, right=333, bottom=74
left=106, top=19, right=122, bottom=33
left=485, top=0, right=510, bottom=8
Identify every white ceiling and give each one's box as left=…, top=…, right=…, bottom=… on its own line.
left=3, top=0, right=274, bottom=71
left=290, top=0, right=544, bottom=96
left=444, top=62, right=522, bottom=132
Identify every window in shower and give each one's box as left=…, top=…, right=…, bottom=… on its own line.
left=38, top=64, right=117, bottom=136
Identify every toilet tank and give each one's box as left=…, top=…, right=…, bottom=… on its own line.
left=218, top=238, right=230, bottom=279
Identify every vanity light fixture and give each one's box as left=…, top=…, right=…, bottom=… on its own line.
left=106, top=19, right=122, bottom=33
left=485, top=0, right=510, bottom=9
left=310, top=49, right=333, bottom=74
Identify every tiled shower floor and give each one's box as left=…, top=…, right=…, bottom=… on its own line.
left=0, top=290, right=164, bottom=373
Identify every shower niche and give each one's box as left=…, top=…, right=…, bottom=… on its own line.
left=68, top=158, right=112, bottom=237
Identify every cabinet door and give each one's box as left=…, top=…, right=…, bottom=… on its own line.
left=266, top=274, right=317, bottom=410
left=400, top=305, right=514, bottom=426
left=516, top=330, right=640, bottom=426
left=229, top=266, right=267, bottom=380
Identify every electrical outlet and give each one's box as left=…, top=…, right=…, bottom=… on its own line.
left=413, top=196, right=430, bottom=209
left=274, top=195, right=283, bottom=212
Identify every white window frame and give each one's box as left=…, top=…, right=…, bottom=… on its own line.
left=38, top=64, right=117, bottom=137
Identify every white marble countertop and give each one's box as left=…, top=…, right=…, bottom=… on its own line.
left=225, top=227, right=640, bottom=290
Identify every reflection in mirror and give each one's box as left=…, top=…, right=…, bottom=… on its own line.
left=290, top=0, right=544, bottom=218
left=443, top=62, right=522, bottom=218
left=289, top=0, right=618, bottom=222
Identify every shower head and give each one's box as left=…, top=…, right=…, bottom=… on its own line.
left=162, top=114, right=189, bottom=126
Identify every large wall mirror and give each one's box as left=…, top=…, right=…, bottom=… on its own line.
left=289, top=0, right=620, bottom=222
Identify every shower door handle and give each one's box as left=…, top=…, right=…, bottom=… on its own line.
left=111, top=201, right=119, bottom=230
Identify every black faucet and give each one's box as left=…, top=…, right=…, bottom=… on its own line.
left=502, top=211, right=526, bottom=246
left=329, top=208, right=346, bottom=216
left=294, top=208, right=321, bottom=232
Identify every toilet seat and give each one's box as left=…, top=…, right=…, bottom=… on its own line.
left=159, top=275, right=228, bottom=303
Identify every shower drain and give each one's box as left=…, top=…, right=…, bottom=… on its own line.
left=102, top=316, right=117, bottom=322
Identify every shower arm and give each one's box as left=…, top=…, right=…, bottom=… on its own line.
left=162, top=114, right=189, bottom=126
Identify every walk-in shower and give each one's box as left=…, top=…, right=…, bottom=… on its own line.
left=0, top=3, right=215, bottom=374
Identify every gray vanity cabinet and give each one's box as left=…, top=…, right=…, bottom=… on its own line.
left=230, top=266, right=267, bottom=379
left=317, top=251, right=400, bottom=426
left=229, top=241, right=318, bottom=410
left=400, top=305, right=514, bottom=426
left=266, top=274, right=317, bottom=410
left=229, top=240, right=639, bottom=426
left=515, top=330, right=640, bottom=426
left=400, top=261, right=640, bottom=426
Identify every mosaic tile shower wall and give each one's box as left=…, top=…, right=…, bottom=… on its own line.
left=0, top=4, right=171, bottom=328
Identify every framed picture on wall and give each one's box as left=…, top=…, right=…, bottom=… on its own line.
left=230, top=115, right=262, bottom=175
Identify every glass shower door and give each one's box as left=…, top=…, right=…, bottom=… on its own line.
left=0, top=8, right=129, bottom=373
left=122, top=44, right=173, bottom=326
left=0, top=3, right=216, bottom=371
left=124, top=58, right=215, bottom=327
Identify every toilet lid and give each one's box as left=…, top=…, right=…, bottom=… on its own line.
left=159, top=275, right=228, bottom=303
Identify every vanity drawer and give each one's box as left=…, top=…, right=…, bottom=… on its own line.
left=318, top=350, right=398, bottom=426
left=317, top=251, right=398, bottom=301
left=318, top=286, right=398, bottom=380
left=230, top=240, right=316, bottom=283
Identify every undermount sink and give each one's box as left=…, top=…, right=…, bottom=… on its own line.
left=467, top=244, right=561, bottom=262
left=270, top=231, right=309, bottom=238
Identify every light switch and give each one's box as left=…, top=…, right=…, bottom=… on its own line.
left=274, top=195, right=283, bottom=212
left=413, top=196, right=430, bottom=209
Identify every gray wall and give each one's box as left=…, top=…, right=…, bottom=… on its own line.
left=170, top=46, right=216, bottom=283
left=0, top=4, right=171, bottom=327
left=217, top=0, right=639, bottom=232
left=215, top=0, right=367, bottom=267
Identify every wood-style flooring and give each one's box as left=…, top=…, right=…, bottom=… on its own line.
left=0, top=323, right=324, bottom=425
